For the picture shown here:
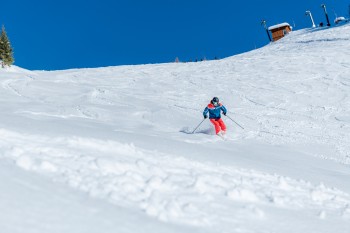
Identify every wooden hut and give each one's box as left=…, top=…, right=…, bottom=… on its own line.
left=268, top=23, right=292, bottom=42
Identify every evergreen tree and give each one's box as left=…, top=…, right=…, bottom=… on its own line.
left=0, top=25, right=14, bottom=67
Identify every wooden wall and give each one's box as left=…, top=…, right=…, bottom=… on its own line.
left=271, top=26, right=291, bottom=42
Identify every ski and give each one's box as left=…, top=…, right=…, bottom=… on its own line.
left=217, top=132, right=227, bottom=141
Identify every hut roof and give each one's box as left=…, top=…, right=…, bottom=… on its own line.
left=268, top=23, right=290, bottom=31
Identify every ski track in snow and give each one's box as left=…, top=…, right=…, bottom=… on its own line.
left=3, top=57, right=350, bottom=165
left=1, top=128, right=350, bottom=230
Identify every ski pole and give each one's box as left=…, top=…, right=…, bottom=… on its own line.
left=192, top=118, right=206, bottom=134
left=225, top=114, right=244, bottom=130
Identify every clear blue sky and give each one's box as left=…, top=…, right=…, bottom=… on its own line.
left=1, top=0, right=349, bottom=70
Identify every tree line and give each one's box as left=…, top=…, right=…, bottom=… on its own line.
left=0, top=25, right=14, bottom=67
left=174, top=56, right=220, bottom=63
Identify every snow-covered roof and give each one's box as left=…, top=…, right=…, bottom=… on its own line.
left=334, top=17, right=346, bottom=24
left=268, top=23, right=290, bottom=31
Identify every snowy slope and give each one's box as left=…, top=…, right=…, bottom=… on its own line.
left=1, top=24, right=350, bottom=233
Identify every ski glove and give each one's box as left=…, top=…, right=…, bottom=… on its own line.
left=223, top=112, right=226, bottom=116
left=204, top=115, right=208, bottom=119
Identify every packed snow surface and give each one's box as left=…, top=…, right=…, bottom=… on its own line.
left=1, top=24, right=350, bottom=233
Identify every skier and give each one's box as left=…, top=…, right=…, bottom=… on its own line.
left=203, top=97, right=227, bottom=136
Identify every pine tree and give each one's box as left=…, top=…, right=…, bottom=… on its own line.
left=0, top=25, right=14, bottom=67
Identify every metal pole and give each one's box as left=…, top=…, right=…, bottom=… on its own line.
left=261, top=20, right=272, bottom=42
left=321, top=4, right=331, bottom=26
left=305, top=11, right=316, bottom=28
left=225, top=115, right=244, bottom=130
left=192, top=118, right=206, bottom=134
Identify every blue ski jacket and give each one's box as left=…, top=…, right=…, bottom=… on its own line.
left=203, top=102, right=227, bottom=119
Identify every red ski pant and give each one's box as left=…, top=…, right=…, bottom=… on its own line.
left=210, top=118, right=226, bottom=134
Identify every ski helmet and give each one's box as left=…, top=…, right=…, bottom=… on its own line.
left=212, top=97, right=219, bottom=103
